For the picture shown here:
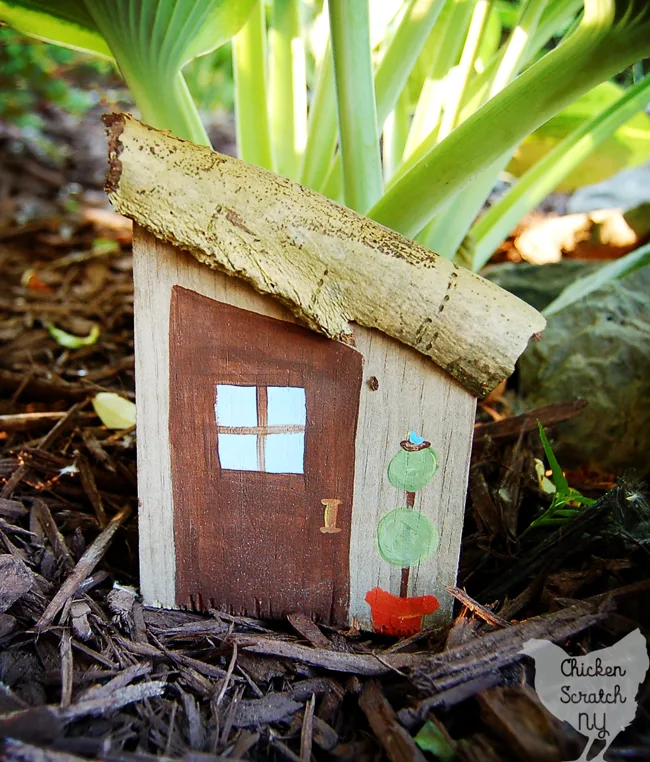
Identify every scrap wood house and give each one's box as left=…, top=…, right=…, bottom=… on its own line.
left=105, top=114, right=544, bottom=636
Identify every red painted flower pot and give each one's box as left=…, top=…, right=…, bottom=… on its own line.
left=365, top=587, right=439, bottom=637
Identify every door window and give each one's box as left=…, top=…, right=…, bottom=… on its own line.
left=215, top=384, right=306, bottom=473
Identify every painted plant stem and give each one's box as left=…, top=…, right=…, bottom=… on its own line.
left=400, top=490, right=417, bottom=598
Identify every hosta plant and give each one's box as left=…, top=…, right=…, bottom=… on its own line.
left=2, top=0, right=650, bottom=288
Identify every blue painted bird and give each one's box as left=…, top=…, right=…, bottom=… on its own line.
left=408, top=431, right=426, bottom=445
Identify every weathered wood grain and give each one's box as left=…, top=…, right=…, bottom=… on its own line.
left=106, top=113, right=544, bottom=398
left=133, top=230, right=474, bottom=627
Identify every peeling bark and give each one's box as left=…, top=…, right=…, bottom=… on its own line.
left=103, top=113, right=545, bottom=396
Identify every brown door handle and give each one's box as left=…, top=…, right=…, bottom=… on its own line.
left=320, top=499, right=342, bottom=533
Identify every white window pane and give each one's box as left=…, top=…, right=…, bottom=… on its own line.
left=218, top=434, right=259, bottom=471
left=266, top=433, right=304, bottom=474
left=215, top=385, right=257, bottom=427
left=267, top=387, right=306, bottom=426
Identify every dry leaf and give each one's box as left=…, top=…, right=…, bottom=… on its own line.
left=92, top=393, right=136, bottom=429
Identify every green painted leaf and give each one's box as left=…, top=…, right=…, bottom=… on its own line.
left=387, top=446, right=438, bottom=492
left=92, top=392, right=136, bottom=430
left=377, top=508, right=438, bottom=567
left=415, top=720, right=455, bottom=761
left=45, top=322, right=100, bottom=349
left=508, top=81, right=650, bottom=191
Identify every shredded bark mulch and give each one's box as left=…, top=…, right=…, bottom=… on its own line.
left=0, top=117, right=649, bottom=762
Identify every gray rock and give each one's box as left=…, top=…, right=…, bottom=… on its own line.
left=483, top=260, right=601, bottom=312
left=568, top=162, right=650, bottom=214
left=518, top=265, right=650, bottom=474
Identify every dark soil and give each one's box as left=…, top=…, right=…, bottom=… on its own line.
left=0, top=110, right=648, bottom=762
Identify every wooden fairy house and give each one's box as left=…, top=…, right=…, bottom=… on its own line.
left=104, top=114, right=545, bottom=635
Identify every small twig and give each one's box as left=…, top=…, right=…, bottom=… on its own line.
left=288, top=613, right=331, bottom=649
left=446, top=586, right=511, bottom=628
left=220, top=684, right=245, bottom=746
left=214, top=642, right=238, bottom=707
left=232, top=635, right=425, bottom=675
left=473, top=400, right=588, bottom=442
left=371, top=651, right=409, bottom=677
left=59, top=630, right=73, bottom=709
left=231, top=730, right=260, bottom=759
left=272, top=738, right=303, bottom=762
left=103, top=424, right=136, bottom=445
left=0, top=412, right=67, bottom=432
left=30, top=499, right=75, bottom=571
left=300, top=694, right=316, bottom=762
left=2, top=403, right=83, bottom=499
left=359, top=680, right=427, bottom=762
left=58, top=681, right=166, bottom=722
left=36, top=504, right=131, bottom=631
left=164, top=701, right=178, bottom=758
left=75, top=452, right=108, bottom=527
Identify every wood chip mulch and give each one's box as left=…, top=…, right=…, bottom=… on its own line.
left=0, top=132, right=649, bottom=762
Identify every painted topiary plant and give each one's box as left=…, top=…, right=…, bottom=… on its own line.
left=366, top=430, right=441, bottom=636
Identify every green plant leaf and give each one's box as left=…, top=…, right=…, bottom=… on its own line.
left=233, top=0, right=274, bottom=169
left=92, top=392, right=136, bottom=429
left=45, top=322, right=100, bottom=349
left=537, top=420, right=569, bottom=494
left=180, top=0, right=255, bottom=64
left=0, top=0, right=112, bottom=57
left=1, top=1, right=255, bottom=145
left=415, top=720, right=455, bottom=761
left=268, top=0, right=307, bottom=180
left=369, top=0, right=650, bottom=240
left=508, top=81, right=650, bottom=191
left=475, top=3, right=502, bottom=75
left=471, top=73, right=650, bottom=270
left=300, top=42, right=336, bottom=188
left=329, top=0, right=383, bottom=212
left=84, top=1, right=254, bottom=143
left=544, top=243, right=650, bottom=316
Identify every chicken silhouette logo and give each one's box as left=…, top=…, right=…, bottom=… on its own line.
left=520, top=629, right=648, bottom=761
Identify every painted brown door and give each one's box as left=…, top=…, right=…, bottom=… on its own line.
left=169, top=286, right=363, bottom=624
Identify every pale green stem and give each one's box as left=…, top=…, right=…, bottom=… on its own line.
left=474, top=5, right=501, bottom=74
left=121, top=65, right=211, bottom=145
left=374, top=0, right=447, bottom=129
left=82, top=1, right=210, bottom=145
left=415, top=0, right=490, bottom=249
left=438, top=0, right=491, bottom=141
left=300, top=43, right=337, bottom=190
left=233, top=0, right=274, bottom=170
left=417, top=151, right=508, bottom=256
left=328, top=0, right=382, bottom=213
left=471, top=75, right=650, bottom=271
left=383, top=89, right=410, bottom=183
left=394, top=0, right=570, bottom=190
left=321, top=156, right=343, bottom=202
left=317, top=0, right=444, bottom=196
left=368, top=1, right=650, bottom=239
left=459, top=0, right=583, bottom=122
left=488, top=0, right=547, bottom=98
left=269, top=0, right=307, bottom=180
left=418, top=0, right=547, bottom=256
left=403, top=0, right=474, bottom=160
